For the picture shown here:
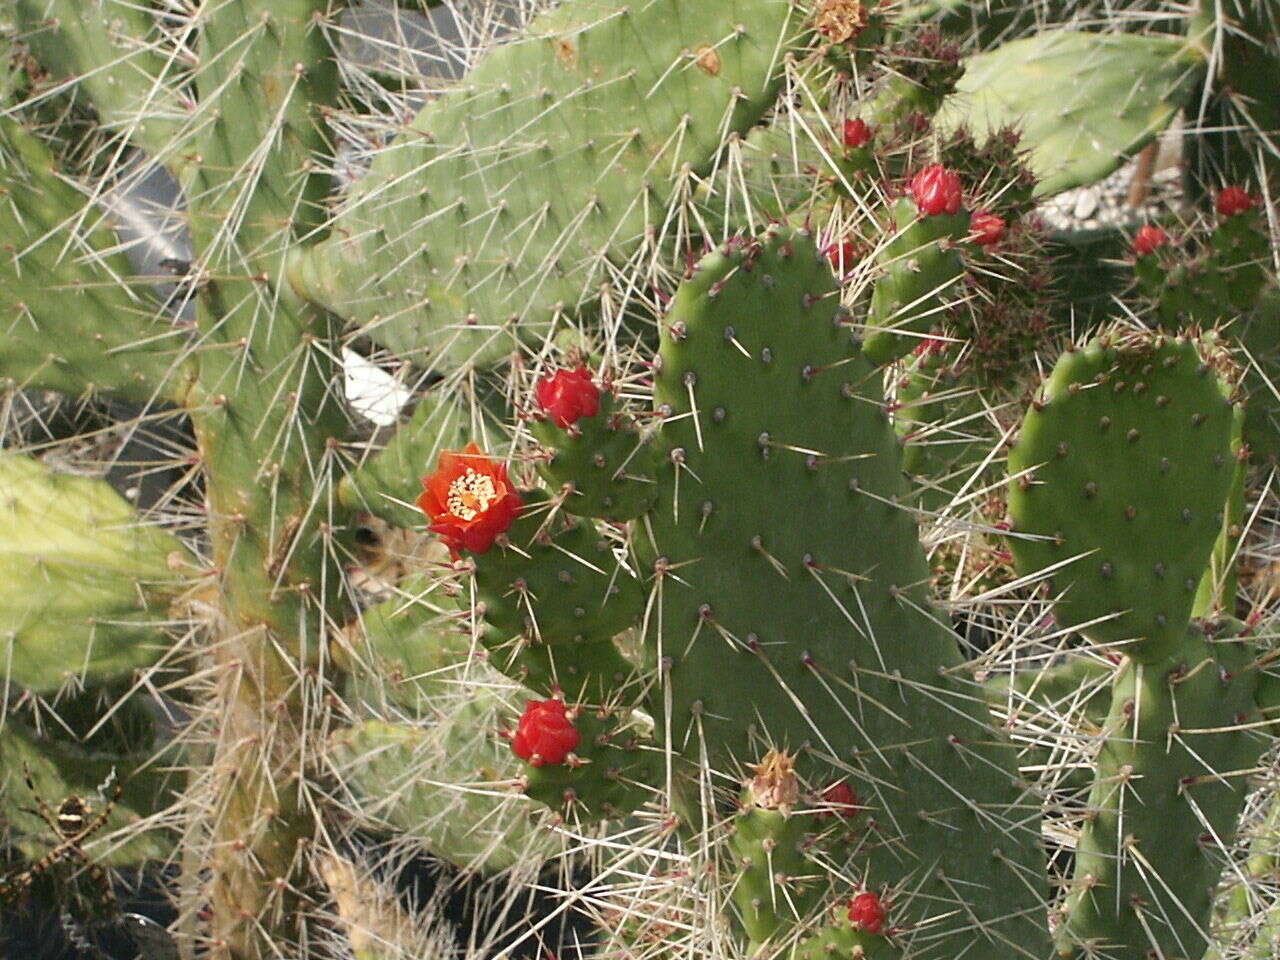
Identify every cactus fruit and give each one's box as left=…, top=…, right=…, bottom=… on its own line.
left=1217, top=186, right=1258, bottom=218
left=511, top=699, right=580, bottom=768
left=968, top=210, right=1005, bottom=247
left=906, top=163, right=963, bottom=217
left=846, top=891, right=887, bottom=934
left=535, top=367, right=600, bottom=429
left=1134, top=224, right=1170, bottom=257
left=842, top=118, right=873, bottom=149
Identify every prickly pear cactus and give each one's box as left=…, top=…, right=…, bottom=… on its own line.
left=1, top=1, right=1279, bottom=959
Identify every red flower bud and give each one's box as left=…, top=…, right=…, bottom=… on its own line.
left=969, top=210, right=1005, bottom=247
left=842, top=118, right=873, bottom=149
left=418, top=443, right=522, bottom=556
left=1216, top=186, right=1256, bottom=218
left=820, top=780, right=859, bottom=818
left=908, top=164, right=962, bottom=217
left=826, top=240, right=858, bottom=272
left=1133, top=225, right=1168, bottom=256
left=536, top=366, right=600, bottom=428
left=847, top=891, right=887, bottom=934
left=511, top=699, right=580, bottom=767
left=914, top=337, right=947, bottom=357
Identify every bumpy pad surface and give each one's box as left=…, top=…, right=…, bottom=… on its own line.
left=1007, top=334, right=1236, bottom=661
left=643, top=228, right=1050, bottom=956
left=294, top=0, right=795, bottom=366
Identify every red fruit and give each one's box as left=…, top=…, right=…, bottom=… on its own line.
left=536, top=365, right=600, bottom=428
left=826, top=240, right=857, bottom=272
left=847, top=891, right=887, bottom=934
left=418, top=442, right=523, bottom=556
left=969, top=210, right=1005, bottom=247
left=511, top=700, right=580, bottom=767
left=908, top=164, right=962, bottom=217
left=1216, top=186, right=1255, bottom=217
left=842, top=118, right=873, bottom=149
left=1133, top=225, right=1168, bottom=256
left=821, top=781, right=859, bottom=817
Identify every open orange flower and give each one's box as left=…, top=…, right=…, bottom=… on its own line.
left=418, top=443, right=522, bottom=556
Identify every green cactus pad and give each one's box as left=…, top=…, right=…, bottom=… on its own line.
left=1059, top=620, right=1267, bottom=959
left=1193, top=404, right=1246, bottom=617
left=728, top=756, right=830, bottom=945
left=531, top=391, right=658, bottom=522
left=331, top=712, right=558, bottom=873
left=894, top=339, right=993, bottom=507
left=471, top=491, right=643, bottom=645
left=940, top=30, right=1204, bottom=197
left=521, top=707, right=657, bottom=820
left=0, top=119, right=186, bottom=404
left=794, top=920, right=902, bottom=960
left=0, top=453, right=190, bottom=692
left=644, top=228, right=1050, bottom=955
left=291, top=0, right=795, bottom=367
left=1006, top=333, right=1236, bottom=662
left=862, top=199, right=969, bottom=366
left=346, top=574, right=477, bottom=714
left=1240, top=288, right=1280, bottom=464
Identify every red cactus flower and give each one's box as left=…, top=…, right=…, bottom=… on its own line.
left=908, top=164, right=962, bottom=217
left=418, top=443, right=522, bottom=556
left=826, top=239, right=858, bottom=272
left=820, top=780, right=860, bottom=817
left=1216, top=185, right=1256, bottom=217
left=847, top=891, right=887, bottom=934
left=511, top=699, right=580, bottom=767
left=969, top=210, right=1005, bottom=247
left=843, top=118, right=873, bottom=149
left=1133, top=225, right=1168, bottom=256
left=536, top=365, right=600, bottom=428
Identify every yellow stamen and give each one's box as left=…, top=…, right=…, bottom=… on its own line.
left=446, top=469, right=499, bottom=521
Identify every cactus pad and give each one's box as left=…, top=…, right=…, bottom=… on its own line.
left=0, top=454, right=188, bottom=691
left=941, top=30, right=1203, bottom=197
left=292, top=0, right=796, bottom=367
left=1007, top=333, right=1236, bottom=661
left=644, top=227, right=1051, bottom=955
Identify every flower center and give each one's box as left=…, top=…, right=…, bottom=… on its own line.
left=446, top=469, right=500, bottom=521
